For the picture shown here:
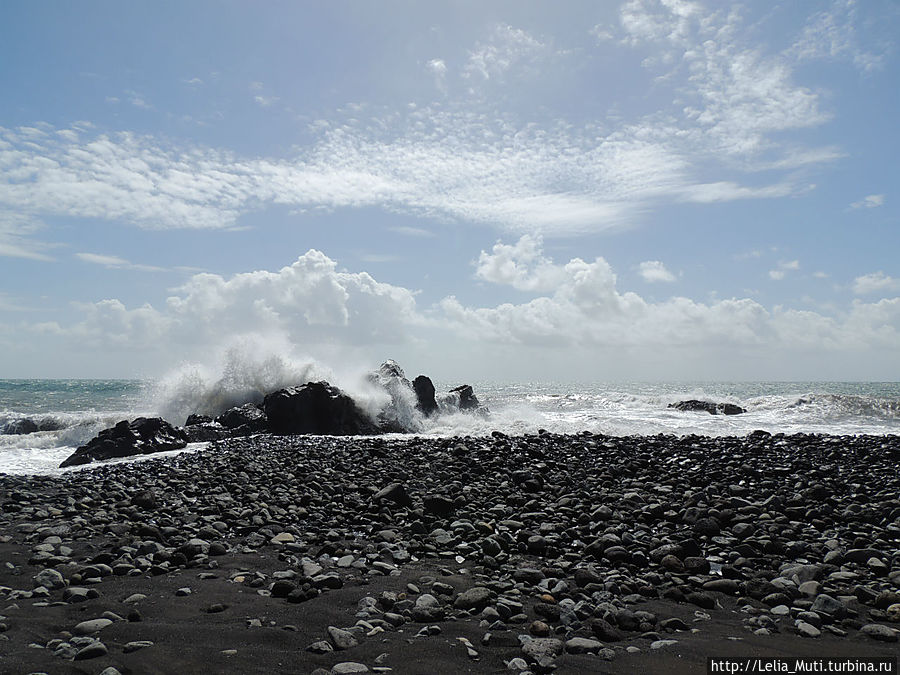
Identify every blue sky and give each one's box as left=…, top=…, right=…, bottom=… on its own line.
left=1, top=0, right=898, bottom=381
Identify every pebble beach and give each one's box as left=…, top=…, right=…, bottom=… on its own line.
left=2, top=430, right=899, bottom=674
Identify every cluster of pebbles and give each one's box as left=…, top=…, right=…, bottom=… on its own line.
left=1, top=430, right=899, bottom=673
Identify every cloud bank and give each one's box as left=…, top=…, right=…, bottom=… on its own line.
left=18, top=241, right=898, bottom=379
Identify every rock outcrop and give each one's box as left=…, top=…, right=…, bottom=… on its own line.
left=263, top=382, right=379, bottom=436
left=59, top=417, right=188, bottom=468
left=413, top=376, right=438, bottom=417
left=449, top=384, right=480, bottom=411
left=368, top=360, right=420, bottom=432
left=668, top=400, right=746, bottom=415
left=215, top=403, right=268, bottom=435
left=2, top=417, right=65, bottom=435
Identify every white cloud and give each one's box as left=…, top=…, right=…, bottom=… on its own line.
left=0, top=212, right=55, bottom=261
left=619, top=0, right=701, bottom=47
left=464, top=25, right=547, bottom=81
left=30, top=250, right=423, bottom=365
left=590, top=24, right=615, bottom=42
left=790, top=0, right=886, bottom=72
left=618, top=0, right=830, bottom=158
left=769, top=259, right=800, bottom=280
left=15, top=242, right=900, bottom=377
left=475, top=235, right=570, bottom=291
left=638, top=260, right=676, bottom=283
left=850, top=194, right=885, bottom=209
left=444, top=238, right=900, bottom=354
left=388, top=225, right=435, bottom=238
left=853, top=271, right=900, bottom=295
left=0, top=3, right=855, bottom=255
left=126, top=91, right=152, bottom=109
left=254, top=95, right=279, bottom=107
left=76, top=252, right=164, bottom=272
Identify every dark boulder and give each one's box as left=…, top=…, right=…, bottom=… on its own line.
left=182, top=422, right=231, bottom=443
left=3, top=418, right=38, bottom=435
left=2, top=417, right=65, bottom=435
left=263, top=382, right=379, bottom=436
left=60, top=417, right=187, bottom=468
left=413, top=375, right=438, bottom=417
left=185, top=414, right=213, bottom=426
left=668, top=400, right=746, bottom=415
left=215, top=403, right=268, bottom=432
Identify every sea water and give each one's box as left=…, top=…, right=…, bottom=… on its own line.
left=1, top=378, right=898, bottom=476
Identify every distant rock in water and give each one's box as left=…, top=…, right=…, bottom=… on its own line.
left=368, top=360, right=421, bottom=432
left=668, top=400, right=746, bottom=415
left=263, top=381, right=379, bottom=435
left=60, top=417, right=187, bottom=468
left=450, top=384, right=480, bottom=411
left=3, top=418, right=39, bottom=435
left=413, top=375, right=438, bottom=417
left=2, top=417, right=65, bottom=435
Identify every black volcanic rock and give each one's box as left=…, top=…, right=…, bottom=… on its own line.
left=368, top=360, right=419, bottom=432
left=2, top=417, right=65, bottom=435
left=263, top=382, right=378, bottom=435
left=449, top=384, right=480, bottom=411
left=59, top=417, right=187, bottom=468
left=215, top=403, right=268, bottom=432
left=182, top=422, right=231, bottom=443
left=668, top=400, right=746, bottom=415
left=413, top=375, right=438, bottom=417
left=2, top=418, right=39, bottom=435
left=184, top=414, right=213, bottom=426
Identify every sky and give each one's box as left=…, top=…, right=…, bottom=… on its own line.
left=1, top=0, right=899, bottom=382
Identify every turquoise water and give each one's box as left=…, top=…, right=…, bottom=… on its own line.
left=1, top=378, right=899, bottom=475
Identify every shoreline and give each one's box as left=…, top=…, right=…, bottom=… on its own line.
left=1, top=431, right=898, bottom=673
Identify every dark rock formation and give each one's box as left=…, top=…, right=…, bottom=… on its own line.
left=2, top=417, right=65, bottom=435
left=181, top=421, right=231, bottom=443
left=368, top=360, right=419, bottom=432
left=668, top=400, right=746, bottom=415
left=184, top=414, right=212, bottom=426
left=2, top=418, right=38, bottom=435
left=449, top=384, right=480, bottom=411
left=413, top=376, right=438, bottom=417
left=215, top=403, right=268, bottom=433
left=59, top=418, right=187, bottom=468
left=263, top=382, right=378, bottom=436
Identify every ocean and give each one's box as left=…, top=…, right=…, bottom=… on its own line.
left=1, top=378, right=899, bottom=476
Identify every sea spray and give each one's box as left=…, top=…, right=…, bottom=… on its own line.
left=149, top=340, right=331, bottom=424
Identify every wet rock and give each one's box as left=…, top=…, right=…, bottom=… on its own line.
left=413, top=376, right=438, bottom=416
left=60, top=417, right=187, bottom=467
left=263, top=382, right=378, bottom=435
left=668, top=400, right=746, bottom=415
left=449, top=384, right=480, bottom=411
